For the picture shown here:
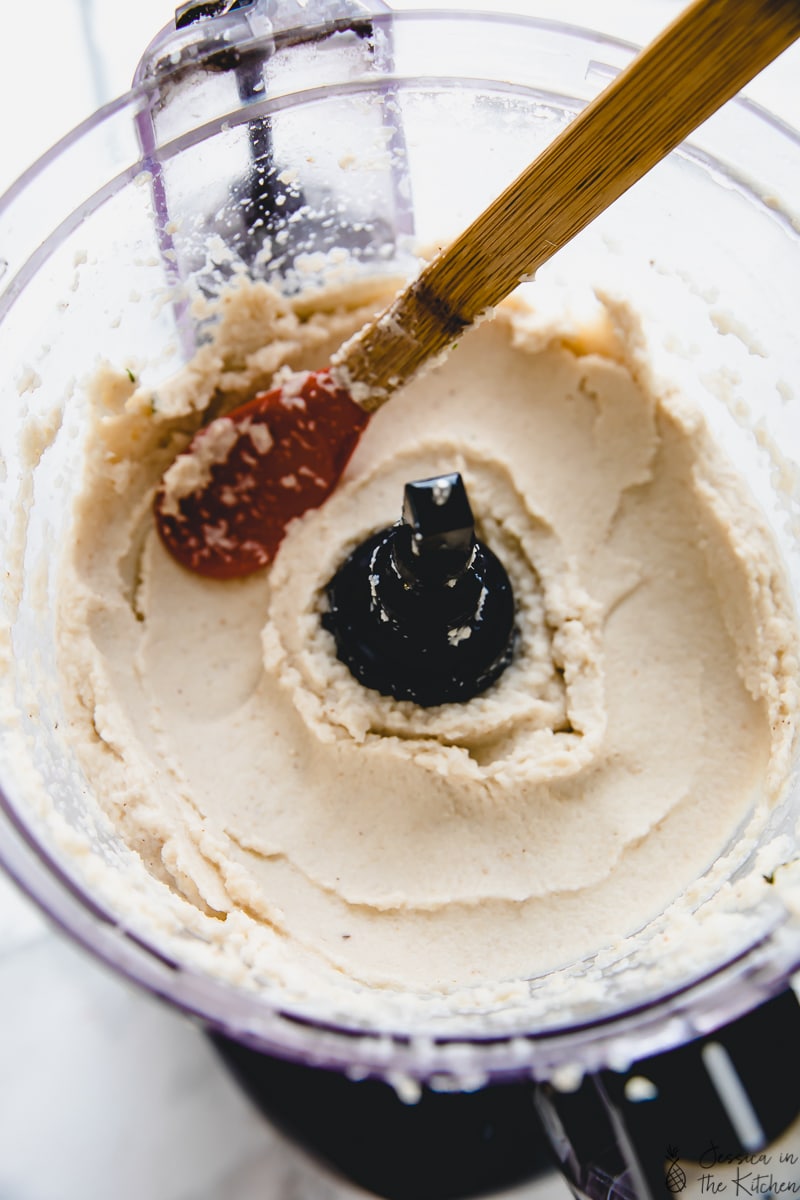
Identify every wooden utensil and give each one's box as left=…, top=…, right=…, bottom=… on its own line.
left=155, top=0, right=800, bottom=579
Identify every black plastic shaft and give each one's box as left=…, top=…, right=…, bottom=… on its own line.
left=322, top=472, right=516, bottom=707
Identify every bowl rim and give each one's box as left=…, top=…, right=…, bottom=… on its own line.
left=2, top=6, right=800, bottom=1082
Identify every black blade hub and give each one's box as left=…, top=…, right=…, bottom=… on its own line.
left=322, top=472, right=516, bottom=707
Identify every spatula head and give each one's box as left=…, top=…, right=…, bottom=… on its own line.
left=154, top=370, right=369, bottom=579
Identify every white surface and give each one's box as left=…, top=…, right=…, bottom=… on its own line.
left=0, top=2, right=798, bottom=1198
left=0, top=883, right=566, bottom=1200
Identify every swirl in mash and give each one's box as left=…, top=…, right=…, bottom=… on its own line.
left=264, top=446, right=604, bottom=787
left=57, top=280, right=798, bottom=1004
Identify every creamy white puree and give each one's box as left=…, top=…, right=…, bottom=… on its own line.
left=52, top=278, right=798, bottom=1019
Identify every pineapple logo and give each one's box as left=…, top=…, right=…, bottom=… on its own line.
left=665, top=1146, right=687, bottom=1193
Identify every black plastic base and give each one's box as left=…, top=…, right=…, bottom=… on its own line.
left=211, top=987, right=800, bottom=1200
left=209, top=1035, right=556, bottom=1199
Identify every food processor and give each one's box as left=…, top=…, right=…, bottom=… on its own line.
left=1, top=2, right=800, bottom=1197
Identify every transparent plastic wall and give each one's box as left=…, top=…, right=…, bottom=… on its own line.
left=0, top=12, right=799, bottom=1087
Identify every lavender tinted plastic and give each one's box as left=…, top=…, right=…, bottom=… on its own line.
left=0, top=12, right=799, bottom=1087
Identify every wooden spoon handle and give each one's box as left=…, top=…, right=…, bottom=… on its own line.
left=334, top=0, right=800, bottom=411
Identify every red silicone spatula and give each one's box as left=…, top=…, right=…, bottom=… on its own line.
left=155, top=0, right=800, bottom=579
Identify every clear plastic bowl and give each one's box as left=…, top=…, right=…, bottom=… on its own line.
left=0, top=8, right=799, bottom=1089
